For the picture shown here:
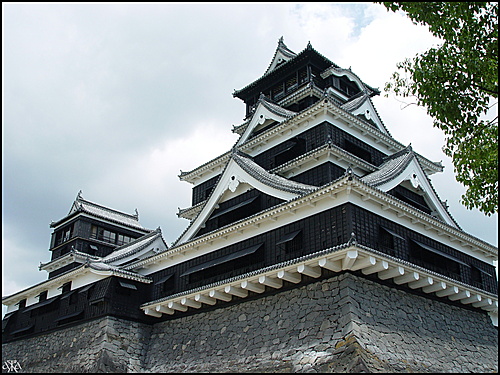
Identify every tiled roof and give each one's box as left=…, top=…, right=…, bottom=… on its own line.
left=86, top=262, right=152, bottom=283
left=321, top=65, right=380, bottom=96
left=340, top=92, right=370, bottom=112
left=233, top=41, right=338, bottom=97
left=100, top=227, right=166, bottom=264
left=235, top=94, right=297, bottom=137
left=263, top=36, right=297, bottom=76
left=361, top=146, right=415, bottom=187
left=54, top=191, right=148, bottom=231
left=232, top=150, right=317, bottom=195
left=258, top=94, right=297, bottom=118
left=361, top=146, right=460, bottom=228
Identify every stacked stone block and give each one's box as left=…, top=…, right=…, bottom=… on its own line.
left=2, top=273, right=498, bottom=373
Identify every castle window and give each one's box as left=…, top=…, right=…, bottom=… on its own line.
left=61, top=282, right=72, bottom=294
left=55, top=310, right=84, bottom=326
left=378, top=226, right=405, bottom=255
left=470, top=266, right=492, bottom=289
left=285, top=74, right=298, bottom=92
left=343, top=140, right=371, bottom=163
left=274, top=138, right=306, bottom=167
left=205, top=194, right=262, bottom=231
left=88, top=244, right=98, bottom=255
left=11, top=324, right=34, bottom=337
left=15, top=299, right=27, bottom=309
left=60, top=289, right=78, bottom=305
left=272, top=82, right=285, bottom=100
left=155, top=274, right=175, bottom=295
left=91, top=225, right=117, bottom=244
left=277, top=230, right=303, bottom=254
left=298, top=68, right=308, bottom=85
left=392, top=190, right=431, bottom=214
left=409, top=240, right=466, bottom=279
left=117, top=234, right=132, bottom=246
left=24, top=296, right=60, bottom=316
left=117, top=280, right=137, bottom=296
left=182, top=243, right=263, bottom=283
left=210, top=196, right=258, bottom=220
left=37, top=291, right=48, bottom=302
left=56, top=224, right=73, bottom=245
left=471, top=266, right=482, bottom=286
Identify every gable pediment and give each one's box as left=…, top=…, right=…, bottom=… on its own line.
left=175, top=151, right=315, bottom=245
left=264, top=37, right=297, bottom=76
left=236, top=96, right=297, bottom=146
left=100, top=230, right=168, bottom=267
left=342, top=95, right=390, bottom=136
left=361, top=148, right=458, bottom=228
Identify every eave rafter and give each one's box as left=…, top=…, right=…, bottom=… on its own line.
left=350, top=181, right=496, bottom=258
left=39, top=249, right=100, bottom=273
left=141, top=244, right=498, bottom=324
left=126, top=175, right=496, bottom=277
left=3, top=262, right=153, bottom=307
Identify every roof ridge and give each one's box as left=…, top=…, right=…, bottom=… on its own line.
left=100, top=227, right=164, bottom=264
left=76, top=196, right=139, bottom=221
left=257, top=93, right=297, bottom=118
left=263, top=36, right=297, bottom=76
left=234, top=40, right=336, bottom=97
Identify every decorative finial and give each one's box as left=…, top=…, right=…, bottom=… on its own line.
left=326, top=132, right=333, bottom=146
left=278, top=36, right=284, bottom=44
left=307, top=41, right=312, bottom=50
left=134, top=208, right=139, bottom=219
left=76, top=190, right=83, bottom=200
left=348, top=232, right=357, bottom=246
left=346, top=166, right=353, bottom=180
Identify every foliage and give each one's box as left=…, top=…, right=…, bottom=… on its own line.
left=379, top=2, right=498, bottom=215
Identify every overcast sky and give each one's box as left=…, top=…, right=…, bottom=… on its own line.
left=3, top=3, right=498, bottom=315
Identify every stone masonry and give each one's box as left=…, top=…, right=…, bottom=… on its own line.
left=2, top=273, right=498, bottom=372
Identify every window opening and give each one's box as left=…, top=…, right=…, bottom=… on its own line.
left=409, top=240, right=466, bottom=280
left=277, top=230, right=303, bottom=254
left=343, top=140, right=371, bottom=163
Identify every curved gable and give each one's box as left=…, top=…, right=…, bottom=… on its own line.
left=175, top=152, right=315, bottom=245
left=362, top=149, right=458, bottom=228
left=236, top=96, right=296, bottom=146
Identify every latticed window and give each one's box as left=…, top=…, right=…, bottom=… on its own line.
left=343, top=139, right=372, bottom=163
left=285, top=74, right=298, bottom=92
left=277, top=230, right=303, bottom=254
left=409, top=240, right=462, bottom=280
left=61, top=282, right=71, bottom=294
left=37, top=291, right=48, bottom=302
left=378, top=226, right=404, bottom=256
left=117, top=234, right=132, bottom=246
left=272, top=82, right=285, bottom=100
left=56, top=224, right=73, bottom=245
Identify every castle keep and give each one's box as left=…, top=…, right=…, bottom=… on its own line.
left=2, top=38, right=498, bottom=372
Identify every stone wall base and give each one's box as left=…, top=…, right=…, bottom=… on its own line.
left=3, top=273, right=498, bottom=373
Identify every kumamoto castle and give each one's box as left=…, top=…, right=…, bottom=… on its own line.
left=2, top=38, right=498, bottom=373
